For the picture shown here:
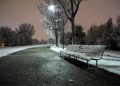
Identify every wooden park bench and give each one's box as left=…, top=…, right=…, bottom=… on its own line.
left=60, top=45, right=106, bottom=68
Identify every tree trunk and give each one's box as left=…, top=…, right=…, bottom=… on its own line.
left=57, top=31, right=60, bottom=47
left=55, top=28, right=59, bottom=46
left=71, top=17, right=75, bottom=44
left=70, top=0, right=75, bottom=44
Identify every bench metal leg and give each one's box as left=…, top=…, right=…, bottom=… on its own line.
left=60, top=52, right=64, bottom=57
left=75, top=57, right=78, bottom=60
left=74, top=56, right=77, bottom=60
left=60, top=52, right=61, bottom=57
left=96, top=60, right=98, bottom=68
left=87, top=60, right=89, bottom=68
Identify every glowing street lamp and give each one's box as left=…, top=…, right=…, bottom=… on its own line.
left=48, top=5, right=55, bottom=12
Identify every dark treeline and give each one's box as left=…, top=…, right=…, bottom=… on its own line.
left=62, top=15, right=120, bottom=50
left=0, top=23, right=36, bottom=46
left=61, top=25, right=86, bottom=45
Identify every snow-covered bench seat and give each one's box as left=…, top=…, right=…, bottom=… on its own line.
left=60, top=45, right=106, bottom=68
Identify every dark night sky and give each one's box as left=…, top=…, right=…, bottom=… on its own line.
left=0, top=0, right=120, bottom=40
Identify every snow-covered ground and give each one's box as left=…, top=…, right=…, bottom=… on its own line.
left=1, top=45, right=120, bottom=75
left=0, top=44, right=49, bottom=58
left=51, top=46, right=120, bottom=75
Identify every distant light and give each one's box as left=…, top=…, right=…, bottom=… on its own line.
left=48, top=5, right=55, bottom=12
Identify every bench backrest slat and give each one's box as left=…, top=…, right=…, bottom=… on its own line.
left=66, top=45, right=106, bottom=60
left=66, top=45, right=81, bottom=51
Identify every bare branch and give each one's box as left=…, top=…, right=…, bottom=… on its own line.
left=58, top=0, right=71, bottom=20
left=73, top=0, right=77, bottom=6
left=73, top=0, right=82, bottom=16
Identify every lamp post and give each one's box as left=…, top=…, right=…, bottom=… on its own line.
left=48, top=5, right=55, bottom=12
left=62, top=19, right=64, bottom=49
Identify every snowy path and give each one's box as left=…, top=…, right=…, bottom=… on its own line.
left=51, top=46, right=120, bottom=75
left=0, top=47, right=119, bottom=85
left=0, top=44, right=49, bottom=58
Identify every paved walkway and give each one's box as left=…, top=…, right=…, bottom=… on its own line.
left=0, top=47, right=120, bottom=86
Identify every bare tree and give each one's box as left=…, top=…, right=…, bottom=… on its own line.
left=37, top=0, right=68, bottom=46
left=16, top=23, right=35, bottom=37
left=16, top=23, right=35, bottom=45
left=58, top=0, right=82, bottom=44
left=42, top=15, right=56, bottom=44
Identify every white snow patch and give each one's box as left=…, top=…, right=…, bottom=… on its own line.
left=50, top=45, right=66, bottom=53
left=0, top=44, right=49, bottom=58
